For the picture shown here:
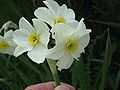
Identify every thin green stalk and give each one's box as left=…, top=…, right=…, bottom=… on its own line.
left=47, top=59, right=60, bottom=86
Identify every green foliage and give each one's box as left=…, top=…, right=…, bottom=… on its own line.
left=99, top=30, right=112, bottom=90
left=0, top=0, right=120, bottom=90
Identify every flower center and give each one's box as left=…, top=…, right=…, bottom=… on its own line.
left=28, top=33, right=40, bottom=46
left=65, top=39, right=78, bottom=53
left=0, top=42, right=9, bottom=48
left=54, top=17, right=66, bottom=24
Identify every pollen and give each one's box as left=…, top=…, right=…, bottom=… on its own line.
left=65, top=38, right=78, bottom=53
left=0, top=42, right=9, bottom=48
left=28, top=33, right=40, bottom=46
left=54, top=17, right=66, bottom=24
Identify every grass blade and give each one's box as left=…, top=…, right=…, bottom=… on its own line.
left=99, top=30, right=112, bottom=90
left=113, top=70, right=120, bottom=90
left=78, top=57, right=91, bottom=90
left=10, top=64, right=32, bottom=85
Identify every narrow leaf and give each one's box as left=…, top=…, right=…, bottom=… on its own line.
left=113, top=70, right=120, bottom=90
left=78, top=57, right=91, bottom=90
left=99, top=30, right=112, bottom=90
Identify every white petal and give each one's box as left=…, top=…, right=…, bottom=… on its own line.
left=72, top=34, right=90, bottom=59
left=53, top=24, right=74, bottom=43
left=34, top=7, right=54, bottom=27
left=0, top=48, right=10, bottom=55
left=7, top=47, right=15, bottom=55
left=27, top=45, right=47, bottom=64
left=19, top=17, right=34, bottom=33
left=79, top=34, right=90, bottom=48
left=75, top=18, right=91, bottom=38
left=14, top=46, right=32, bottom=57
left=4, top=30, right=13, bottom=39
left=43, top=0, right=59, bottom=15
left=71, top=48, right=83, bottom=60
left=60, top=8, right=75, bottom=23
left=68, top=20, right=79, bottom=30
left=56, top=4, right=67, bottom=16
left=0, top=42, right=14, bottom=55
left=0, top=37, right=16, bottom=55
left=46, top=45, right=64, bottom=60
left=32, top=19, right=50, bottom=34
left=13, top=30, right=31, bottom=47
left=40, top=30, right=50, bottom=47
left=56, top=53, right=74, bottom=71
left=7, top=40, right=17, bottom=55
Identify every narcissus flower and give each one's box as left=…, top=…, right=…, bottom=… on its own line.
left=34, top=0, right=77, bottom=27
left=46, top=18, right=91, bottom=70
left=0, top=30, right=16, bottom=55
left=13, top=17, right=50, bottom=64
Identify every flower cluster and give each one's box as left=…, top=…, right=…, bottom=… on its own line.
left=0, top=0, right=91, bottom=70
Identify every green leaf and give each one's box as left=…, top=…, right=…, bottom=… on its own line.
left=10, top=64, right=32, bottom=85
left=99, top=30, right=112, bottom=90
left=18, top=55, right=52, bottom=82
left=78, top=57, right=91, bottom=90
left=72, top=61, right=78, bottom=88
left=18, top=56, right=40, bottom=75
left=113, top=70, right=120, bottom=90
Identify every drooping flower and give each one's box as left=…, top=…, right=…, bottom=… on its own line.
left=34, top=0, right=77, bottom=27
left=0, top=30, right=16, bottom=55
left=46, top=18, right=91, bottom=70
left=13, top=17, right=50, bottom=64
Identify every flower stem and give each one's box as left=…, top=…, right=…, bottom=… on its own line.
left=47, top=59, right=60, bottom=86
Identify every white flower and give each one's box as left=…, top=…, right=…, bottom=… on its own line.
left=13, top=17, right=50, bottom=64
left=34, top=0, right=77, bottom=27
left=0, top=30, right=16, bottom=55
left=46, top=18, right=91, bottom=70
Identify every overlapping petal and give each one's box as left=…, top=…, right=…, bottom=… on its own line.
left=14, top=46, right=32, bottom=57
left=56, top=53, right=74, bottom=71
left=46, top=45, right=64, bottom=60
left=19, top=17, right=34, bottom=33
left=40, top=30, right=50, bottom=47
left=27, top=45, right=47, bottom=64
left=34, top=7, right=54, bottom=26
left=43, top=0, right=59, bottom=15
left=53, top=24, right=74, bottom=43
left=13, top=30, right=32, bottom=47
left=4, top=30, right=13, bottom=39
left=32, top=19, right=50, bottom=34
left=75, top=18, right=91, bottom=38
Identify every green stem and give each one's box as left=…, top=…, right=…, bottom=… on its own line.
left=47, top=59, right=60, bottom=86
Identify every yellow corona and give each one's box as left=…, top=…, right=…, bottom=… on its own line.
left=28, top=33, right=40, bottom=46
left=0, top=42, right=9, bottom=48
left=65, top=38, right=78, bottom=53
left=54, top=17, right=66, bottom=24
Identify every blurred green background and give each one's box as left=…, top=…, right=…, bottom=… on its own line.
left=0, top=0, right=120, bottom=90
